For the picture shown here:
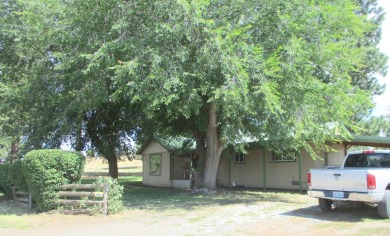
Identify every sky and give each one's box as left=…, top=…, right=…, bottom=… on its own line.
left=373, top=0, right=390, bottom=116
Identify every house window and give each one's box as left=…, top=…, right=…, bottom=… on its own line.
left=270, top=150, right=297, bottom=162
left=149, top=154, right=162, bottom=175
left=234, top=153, right=245, bottom=164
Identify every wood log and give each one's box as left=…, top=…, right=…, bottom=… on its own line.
left=57, top=199, right=105, bottom=205
left=63, top=209, right=92, bottom=215
left=14, top=197, right=28, bottom=203
left=58, top=191, right=104, bottom=198
left=60, top=184, right=105, bottom=190
left=14, top=191, right=29, bottom=195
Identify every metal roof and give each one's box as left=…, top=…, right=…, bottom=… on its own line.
left=136, top=136, right=196, bottom=155
left=342, top=136, right=390, bottom=148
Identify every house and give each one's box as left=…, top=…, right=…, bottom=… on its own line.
left=137, top=136, right=390, bottom=191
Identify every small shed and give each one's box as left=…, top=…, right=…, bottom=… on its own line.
left=137, top=137, right=196, bottom=188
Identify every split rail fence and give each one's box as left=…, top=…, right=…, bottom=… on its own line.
left=57, top=184, right=109, bottom=215
left=12, top=186, right=33, bottom=208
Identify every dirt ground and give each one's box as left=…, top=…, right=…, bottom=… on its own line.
left=1, top=159, right=390, bottom=236
left=2, top=200, right=390, bottom=236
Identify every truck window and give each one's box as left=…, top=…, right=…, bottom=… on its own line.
left=344, top=153, right=390, bottom=168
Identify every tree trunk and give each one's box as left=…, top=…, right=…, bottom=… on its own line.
left=203, top=103, right=224, bottom=191
left=191, top=129, right=206, bottom=189
left=75, top=121, right=84, bottom=152
left=9, top=138, right=20, bottom=163
left=107, top=154, right=119, bottom=179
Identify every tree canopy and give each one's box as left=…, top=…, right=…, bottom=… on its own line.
left=0, top=0, right=388, bottom=188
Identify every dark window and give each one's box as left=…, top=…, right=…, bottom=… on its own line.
left=344, top=153, right=390, bottom=168
left=270, top=150, right=297, bottom=162
left=234, top=153, right=245, bottom=164
left=149, top=154, right=162, bottom=175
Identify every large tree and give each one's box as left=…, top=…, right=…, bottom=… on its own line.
left=108, top=0, right=378, bottom=190
left=0, top=0, right=142, bottom=177
left=2, top=0, right=386, bottom=188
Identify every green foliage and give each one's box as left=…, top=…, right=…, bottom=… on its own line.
left=9, top=161, right=28, bottom=192
left=357, top=114, right=390, bottom=137
left=95, top=177, right=124, bottom=215
left=1, top=0, right=387, bottom=189
left=22, top=149, right=85, bottom=211
left=0, top=164, right=12, bottom=197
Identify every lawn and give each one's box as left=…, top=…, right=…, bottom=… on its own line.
left=1, top=159, right=390, bottom=235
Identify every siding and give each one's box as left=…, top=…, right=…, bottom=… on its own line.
left=140, top=140, right=345, bottom=190
left=141, top=141, right=171, bottom=187
left=218, top=145, right=344, bottom=190
left=327, top=143, right=346, bottom=166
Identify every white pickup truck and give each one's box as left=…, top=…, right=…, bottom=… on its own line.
left=307, top=150, right=390, bottom=218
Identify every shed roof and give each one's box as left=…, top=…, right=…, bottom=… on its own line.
left=136, top=136, right=196, bottom=155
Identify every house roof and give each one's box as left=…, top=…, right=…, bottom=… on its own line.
left=136, top=136, right=196, bottom=155
left=342, top=135, right=390, bottom=148
left=137, top=135, right=390, bottom=155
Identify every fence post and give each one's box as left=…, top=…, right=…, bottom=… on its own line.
left=12, top=186, right=16, bottom=202
left=103, top=184, right=109, bottom=215
left=28, top=192, right=33, bottom=209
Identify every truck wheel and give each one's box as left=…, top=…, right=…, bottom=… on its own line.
left=319, top=198, right=333, bottom=212
left=378, top=190, right=390, bottom=219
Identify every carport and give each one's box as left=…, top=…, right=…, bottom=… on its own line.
left=343, top=136, right=390, bottom=155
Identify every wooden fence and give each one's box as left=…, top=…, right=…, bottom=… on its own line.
left=57, top=184, right=109, bottom=215
left=12, top=186, right=33, bottom=208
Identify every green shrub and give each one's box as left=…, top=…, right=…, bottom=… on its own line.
left=0, top=164, right=12, bottom=197
left=95, top=177, right=124, bottom=215
left=22, top=149, right=86, bottom=211
left=9, top=161, right=29, bottom=192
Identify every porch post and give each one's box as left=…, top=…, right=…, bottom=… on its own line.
left=263, top=148, right=266, bottom=191
left=228, top=156, right=231, bottom=186
left=298, top=153, right=302, bottom=193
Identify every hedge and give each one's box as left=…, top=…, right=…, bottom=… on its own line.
left=22, top=149, right=85, bottom=210
left=9, top=160, right=29, bottom=192
left=0, top=164, right=12, bottom=197
left=95, top=177, right=124, bottom=214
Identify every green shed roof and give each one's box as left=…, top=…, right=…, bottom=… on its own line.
left=343, top=136, right=390, bottom=148
left=136, top=136, right=196, bottom=155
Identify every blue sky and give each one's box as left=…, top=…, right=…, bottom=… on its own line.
left=373, top=0, right=390, bottom=116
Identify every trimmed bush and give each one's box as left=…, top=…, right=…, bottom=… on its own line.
left=9, top=161, right=29, bottom=192
left=0, top=164, right=12, bottom=197
left=22, top=149, right=85, bottom=211
left=95, top=177, right=124, bottom=214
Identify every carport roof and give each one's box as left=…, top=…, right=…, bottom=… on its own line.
left=343, top=136, right=390, bottom=148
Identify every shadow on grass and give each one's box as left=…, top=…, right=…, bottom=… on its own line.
left=122, top=183, right=307, bottom=211
left=282, top=202, right=388, bottom=222
left=97, top=166, right=141, bottom=170
left=0, top=200, right=36, bottom=216
left=83, top=171, right=142, bottom=177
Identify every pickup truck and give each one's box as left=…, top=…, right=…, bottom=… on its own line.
left=307, top=150, right=390, bottom=218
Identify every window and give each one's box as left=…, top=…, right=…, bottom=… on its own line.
left=344, top=153, right=390, bottom=168
left=234, top=153, right=245, bottom=164
left=149, top=154, right=162, bottom=175
left=270, top=150, right=297, bottom=162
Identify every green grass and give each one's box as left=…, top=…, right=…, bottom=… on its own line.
left=2, top=160, right=390, bottom=233
left=120, top=182, right=308, bottom=211
left=0, top=201, right=38, bottom=230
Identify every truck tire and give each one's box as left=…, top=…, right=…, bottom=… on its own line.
left=378, top=190, right=390, bottom=219
left=319, top=198, right=333, bottom=212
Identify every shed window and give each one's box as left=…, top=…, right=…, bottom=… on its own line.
left=270, top=150, right=297, bottom=162
left=150, top=154, right=162, bottom=175
left=234, top=153, right=245, bottom=164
